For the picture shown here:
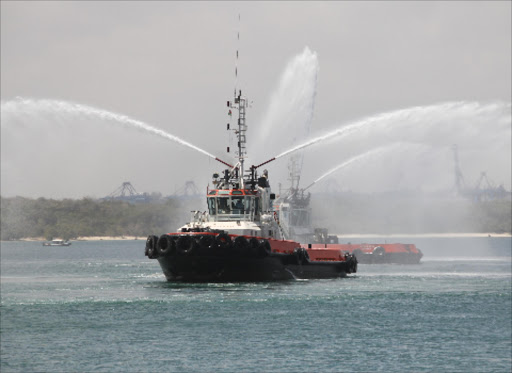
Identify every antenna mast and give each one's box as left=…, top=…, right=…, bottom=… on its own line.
left=226, top=14, right=248, bottom=188
left=234, top=14, right=240, bottom=97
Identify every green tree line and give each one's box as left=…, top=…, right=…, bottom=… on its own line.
left=2, top=194, right=510, bottom=240
left=1, top=196, right=195, bottom=240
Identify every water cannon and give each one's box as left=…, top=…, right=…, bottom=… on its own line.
left=215, top=157, right=234, bottom=168
left=251, top=157, right=276, bottom=170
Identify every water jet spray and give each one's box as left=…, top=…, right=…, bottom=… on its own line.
left=274, top=101, right=511, bottom=160
left=1, top=98, right=233, bottom=168
left=303, top=144, right=409, bottom=192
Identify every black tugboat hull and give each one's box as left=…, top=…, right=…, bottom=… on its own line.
left=156, top=254, right=354, bottom=282
left=146, top=233, right=357, bottom=282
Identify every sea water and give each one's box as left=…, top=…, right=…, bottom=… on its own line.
left=1, top=238, right=511, bottom=372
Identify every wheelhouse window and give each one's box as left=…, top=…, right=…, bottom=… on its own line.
left=231, top=196, right=246, bottom=214
left=291, top=209, right=309, bottom=227
left=207, top=197, right=217, bottom=215
left=207, top=195, right=255, bottom=217
left=217, top=197, right=231, bottom=214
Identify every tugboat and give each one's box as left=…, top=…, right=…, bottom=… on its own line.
left=333, top=243, right=423, bottom=264
left=274, top=158, right=340, bottom=245
left=144, top=89, right=357, bottom=282
left=275, top=188, right=423, bottom=264
left=274, top=160, right=423, bottom=265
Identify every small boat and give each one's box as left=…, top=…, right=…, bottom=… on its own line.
left=42, top=239, right=71, bottom=247
left=144, top=89, right=357, bottom=282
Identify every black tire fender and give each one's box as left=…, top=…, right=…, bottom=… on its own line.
left=248, top=237, right=260, bottom=257
left=216, top=233, right=232, bottom=250
left=302, top=248, right=310, bottom=263
left=146, top=235, right=158, bottom=258
left=294, top=248, right=303, bottom=265
left=233, top=236, right=249, bottom=249
left=373, top=246, right=385, bottom=256
left=156, top=234, right=176, bottom=257
left=177, top=235, right=197, bottom=255
left=258, top=239, right=272, bottom=257
left=199, top=234, right=215, bottom=250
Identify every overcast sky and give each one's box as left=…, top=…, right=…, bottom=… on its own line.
left=1, top=1, right=511, bottom=199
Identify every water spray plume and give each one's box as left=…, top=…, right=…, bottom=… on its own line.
left=255, top=47, right=318, bottom=144
left=275, top=101, right=511, bottom=160
left=252, top=47, right=318, bottom=171
left=304, top=144, right=403, bottom=191
left=1, top=98, right=226, bottom=163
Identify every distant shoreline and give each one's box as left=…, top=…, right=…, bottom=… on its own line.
left=5, top=236, right=142, bottom=242
left=3, top=233, right=511, bottom=242
left=336, top=233, right=512, bottom=238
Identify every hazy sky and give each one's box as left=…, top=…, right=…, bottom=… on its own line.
left=1, top=1, right=511, bottom=199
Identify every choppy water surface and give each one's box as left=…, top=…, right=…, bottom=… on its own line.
left=1, top=239, right=511, bottom=372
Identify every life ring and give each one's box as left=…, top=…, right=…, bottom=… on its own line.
left=176, top=235, right=197, bottom=255
left=146, top=235, right=158, bottom=258
left=156, top=234, right=176, bottom=257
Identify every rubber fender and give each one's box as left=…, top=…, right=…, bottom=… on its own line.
left=294, top=248, right=309, bottom=264
left=373, top=246, right=385, bottom=255
left=258, top=239, right=272, bottom=258
left=146, top=235, right=158, bottom=258
left=233, top=236, right=249, bottom=250
left=351, top=255, right=358, bottom=272
left=199, top=234, right=215, bottom=250
left=248, top=237, right=260, bottom=257
left=248, top=237, right=260, bottom=249
left=232, top=236, right=250, bottom=257
left=293, top=248, right=303, bottom=265
left=216, top=233, right=232, bottom=250
left=156, top=234, right=176, bottom=257
left=177, top=235, right=197, bottom=255
left=144, top=235, right=153, bottom=256
left=301, top=248, right=310, bottom=263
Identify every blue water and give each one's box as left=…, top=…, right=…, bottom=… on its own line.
left=1, top=238, right=511, bottom=372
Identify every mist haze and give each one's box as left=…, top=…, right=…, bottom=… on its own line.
left=1, top=2, right=511, bottom=204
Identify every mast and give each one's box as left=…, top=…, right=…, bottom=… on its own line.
left=227, top=90, right=248, bottom=188
left=227, top=14, right=248, bottom=189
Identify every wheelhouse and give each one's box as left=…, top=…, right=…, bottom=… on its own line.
left=207, top=189, right=260, bottom=221
left=280, top=204, right=310, bottom=227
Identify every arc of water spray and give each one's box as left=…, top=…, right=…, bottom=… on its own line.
left=303, top=144, right=403, bottom=191
left=1, top=98, right=233, bottom=167
left=274, top=101, right=511, bottom=161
